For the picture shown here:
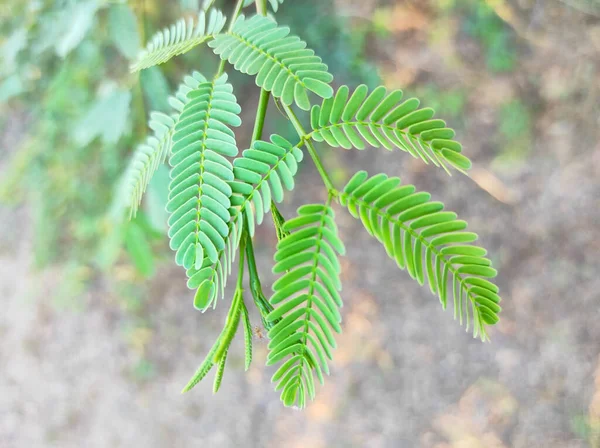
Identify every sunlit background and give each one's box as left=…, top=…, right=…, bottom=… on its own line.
left=1, top=0, right=600, bottom=446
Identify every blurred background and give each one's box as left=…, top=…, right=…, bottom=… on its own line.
left=1, top=0, right=599, bottom=446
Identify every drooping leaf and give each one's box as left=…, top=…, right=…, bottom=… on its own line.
left=267, top=203, right=345, bottom=408
left=338, top=171, right=502, bottom=340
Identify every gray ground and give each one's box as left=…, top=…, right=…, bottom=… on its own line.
left=1, top=1, right=600, bottom=447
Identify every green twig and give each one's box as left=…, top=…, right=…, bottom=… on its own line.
left=251, top=88, right=271, bottom=142
left=255, top=0, right=268, bottom=16
left=244, top=222, right=275, bottom=329
left=270, top=201, right=288, bottom=241
left=213, top=235, right=246, bottom=363
left=281, top=103, right=337, bottom=194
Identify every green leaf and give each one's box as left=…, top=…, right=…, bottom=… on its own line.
left=339, top=171, right=502, bottom=341
left=229, top=135, right=304, bottom=237
left=209, top=15, right=334, bottom=110
left=309, top=85, right=472, bottom=174
left=74, top=87, right=131, bottom=146
left=108, top=3, right=140, bottom=60
left=116, top=72, right=208, bottom=220
left=131, top=9, right=226, bottom=72
left=55, top=1, right=99, bottom=58
left=268, top=203, right=345, bottom=408
left=124, top=221, right=155, bottom=277
left=166, top=73, right=241, bottom=271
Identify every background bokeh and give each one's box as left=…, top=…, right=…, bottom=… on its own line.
left=1, top=0, right=600, bottom=446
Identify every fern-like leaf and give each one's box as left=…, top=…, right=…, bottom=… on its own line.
left=182, top=290, right=244, bottom=393
left=186, top=214, right=243, bottom=311
left=266, top=203, right=346, bottom=408
left=131, top=9, right=227, bottom=72
left=167, top=73, right=242, bottom=276
left=338, top=171, right=501, bottom=340
left=230, top=134, right=304, bottom=236
left=186, top=134, right=303, bottom=311
left=120, top=112, right=174, bottom=218
left=209, top=15, right=334, bottom=110
left=118, top=72, right=208, bottom=219
left=309, top=85, right=472, bottom=174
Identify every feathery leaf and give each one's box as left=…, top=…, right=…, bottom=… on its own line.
left=310, top=85, right=472, bottom=174
left=209, top=15, right=334, bottom=110
left=118, top=71, right=208, bottom=219
left=131, top=9, right=227, bottom=72
left=186, top=134, right=303, bottom=311
left=167, top=73, right=241, bottom=275
left=230, top=134, right=304, bottom=236
left=267, top=203, right=345, bottom=408
left=338, top=171, right=501, bottom=340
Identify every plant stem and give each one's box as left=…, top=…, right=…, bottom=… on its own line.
left=270, top=201, right=289, bottom=241
left=251, top=88, right=271, bottom=143
left=236, top=231, right=247, bottom=292
left=282, top=103, right=337, bottom=193
left=255, top=0, right=268, bottom=15
left=216, top=0, right=245, bottom=75
left=252, top=0, right=290, bottom=239
left=245, top=227, right=275, bottom=329
left=243, top=34, right=274, bottom=327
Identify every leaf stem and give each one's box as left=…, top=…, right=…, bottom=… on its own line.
left=252, top=0, right=290, bottom=244
left=243, top=29, right=274, bottom=327
left=236, top=230, right=247, bottom=291
left=255, top=0, right=268, bottom=15
left=244, top=222, right=275, bottom=329
left=251, top=88, right=271, bottom=143
left=282, top=103, right=337, bottom=194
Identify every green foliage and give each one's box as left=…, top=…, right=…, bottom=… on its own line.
left=494, top=99, right=532, bottom=167
left=267, top=203, right=345, bottom=407
left=166, top=73, right=241, bottom=271
left=339, top=171, right=501, bottom=340
left=0, top=0, right=157, bottom=277
left=458, top=0, right=518, bottom=72
left=115, top=0, right=506, bottom=409
left=119, top=0, right=504, bottom=409
left=230, top=135, right=304, bottom=236
left=309, top=85, right=472, bottom=173
left=209, top=14, right=334, bottom=110
left=131, top=9, right=227, bottom=72
left=2, top=0, right=504, bottom=410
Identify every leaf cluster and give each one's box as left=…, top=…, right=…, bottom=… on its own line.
left=119, top=0, right=503, bottom=409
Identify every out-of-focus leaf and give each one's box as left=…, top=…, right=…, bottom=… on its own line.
left=1, top=28, right=27, bottom=75
left=144, top=164, right=170, bottom=234
left=108, top=3, right=140, bottom=60
left=55, top=1, right=99, bottom=58
left=96, top=219, right=124, bottom=270
left=140, top=67, right=171, bottom=113
left=0, top=74, right=24, bottom=102
left=73, top=87, right=132, bottom=146
left=124, top=221, right=155, bottom=277
left=182, top=0, right=201, bottom=10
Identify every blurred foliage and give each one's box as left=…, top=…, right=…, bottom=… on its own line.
left=0, top=0, right=377, bottom=286
left=411, top=84, right=467, bottom=122
left=437, top=0, right=518, bottom=72
left=493, top=98, right=532, bottom=168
